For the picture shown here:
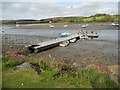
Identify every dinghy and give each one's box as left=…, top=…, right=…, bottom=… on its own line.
left=111, top=23, right=115, bottom=26
left=59, top=41, right=69, bottom=47
left=70, top=38, right=76, bottom=43
left=64, top=25, right=68, bottom=27
left=82, top=25, right=87, bottom=28
left=60, top=33, right=71, bottom=37
left=50, top=25, right=54, bottom=28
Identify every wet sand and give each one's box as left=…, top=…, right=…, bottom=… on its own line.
left=13, top=23, right=119, bottom=30
left=2, top=34, right=118, bottom=67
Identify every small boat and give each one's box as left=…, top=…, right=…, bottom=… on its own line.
left=114, top=23, right=119, bottom=27
left=82, top=25, right=86, bottom=28
left=111, top=23, right=115, bottom=26
left=64, top=25, right=68, bottom=27
left=16, top=24, right=19, bottom=27
left=87, top=33, right=99, bottom=38
left=60, top=33, right=71, bottom=37
left=70, top=38, right=76, bottom=43
left=59, top=41, right=69, bottom=47
left=50, top=25, right=54, bottom=28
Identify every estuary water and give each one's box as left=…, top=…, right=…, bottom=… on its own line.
left=1, top=25, right=118, bottom=41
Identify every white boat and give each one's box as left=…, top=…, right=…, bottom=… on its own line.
left=114, top=23, right=119, bottom=27
left=64, top=25, right=68, bottom=27
left=87, top=33, right=98, bottom=37
left=82, top=25, right=86, bottom=28
left=59, top=41, right=69, bottom=47
left=87, top=33, right=99, bottom=38
left=70, top=38, right=76, bottom=43
left=16, top=24, right=19, bottom=27
left=50, top=25, right=54, bottom=28
left=111, top=23, right=115, bottom=26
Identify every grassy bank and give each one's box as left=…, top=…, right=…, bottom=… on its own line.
left=2, top=51, right=119, bottom=88
left=2, top=14, right=119, bottom=25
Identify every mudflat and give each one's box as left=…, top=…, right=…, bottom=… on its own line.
left=2, top=34, right=118, bottom=67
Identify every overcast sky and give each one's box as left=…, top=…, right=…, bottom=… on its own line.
left=1, top=0, right=119, bottom=20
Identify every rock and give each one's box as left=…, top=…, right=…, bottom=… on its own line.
left=108, top=65, right=120, bottom=86
left=16, top=62, right=33, bottom=70
left=8, top=62, right=33, bottom=75
left=108, top=65, right=119, bottom=75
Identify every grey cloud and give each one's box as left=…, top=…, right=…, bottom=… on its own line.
left=2, top=2, right=118, bottom=20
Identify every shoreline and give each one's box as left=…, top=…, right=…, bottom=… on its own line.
left=2, top=35, right=118, bottom=67
left=9, top=23, right=119, bottom=30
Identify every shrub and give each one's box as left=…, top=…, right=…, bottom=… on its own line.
left=2, top=51, right=28, bottom=67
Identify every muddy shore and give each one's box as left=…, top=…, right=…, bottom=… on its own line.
left=2, top=34, right=118, bottom=67
left=13, top=23, right=119, bottom=30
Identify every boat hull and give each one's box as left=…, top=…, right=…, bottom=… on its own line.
left=59, top=41, right=69, bottom=47
left=70, top=38, right=76, bottom=43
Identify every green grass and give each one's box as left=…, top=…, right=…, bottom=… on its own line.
left=2, top=51, right=119, bottom=88
left=95, top=16, right=105, bottom=21
left=2, top=67, right=74, bottom=88
left=83, top=17, right=93, bottom=22
left=0, top=61, right=2, bottom=89
left=2, top=64, right=118, bottom=88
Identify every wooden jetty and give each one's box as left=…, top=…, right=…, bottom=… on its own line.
left=26, top=33, right=99, bottom=53
left=26, top=34, right=80, bottom=53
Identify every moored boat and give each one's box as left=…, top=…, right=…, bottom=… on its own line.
left=59, top=41, right=69, bottom=47
left=87, top=33, right=99, bottom=38
left=60, top=33, right=71, bottom=37
left=16, top=24, right=19, bottom=27
left=64, top=25, right=68, bottom=27
left=111, top=23, right=115, bottom=26
left=50, top=25, right=54, bottom=28
left=70, top=38, right=76, bottom=43
left=82, top=25, right=87, bottom=28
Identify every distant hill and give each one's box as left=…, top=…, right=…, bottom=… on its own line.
left=1, top=14, right=119, bottom=24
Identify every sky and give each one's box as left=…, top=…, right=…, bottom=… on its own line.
left=1, top=0, right=119, bottom=20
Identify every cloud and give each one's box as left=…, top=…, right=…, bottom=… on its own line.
left=94, top=8, right=118, bottom=14
left=2, top=2, right=118, bottom=20
left=2, top=0, right=120, bottom=2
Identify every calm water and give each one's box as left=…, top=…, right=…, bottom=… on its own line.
left=1, top=25, right=118, bottom=41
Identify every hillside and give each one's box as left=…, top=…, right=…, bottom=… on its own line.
left=1, top=14, right=119, bottom=24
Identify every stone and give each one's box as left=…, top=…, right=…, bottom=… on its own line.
left=108, top=65, right=120, bottom=86
left=8, top=62, right=33, bottom=75
left=16, top=62, right=33, bottom=70
left=108, top=65, right=119, bottom=75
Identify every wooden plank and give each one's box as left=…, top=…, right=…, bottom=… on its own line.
left=34, top=34, right=79, bottom=49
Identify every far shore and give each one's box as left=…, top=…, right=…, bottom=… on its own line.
left=11, top=23, right=119, bottom=30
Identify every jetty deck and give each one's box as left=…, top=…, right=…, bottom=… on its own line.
left=27, top=33, right=99, bottom=52
left=27, top=34, right=80, bottom=52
